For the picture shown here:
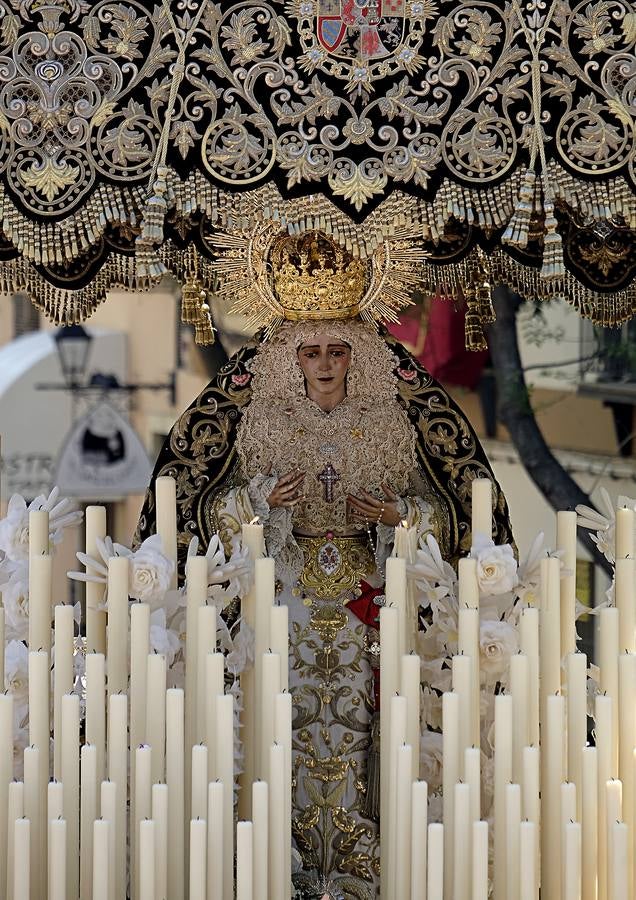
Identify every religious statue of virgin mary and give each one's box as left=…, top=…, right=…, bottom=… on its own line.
left=136, top=228, right=513, bottom=899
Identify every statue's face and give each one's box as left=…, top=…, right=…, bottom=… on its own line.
left=297, top=334, right=351, bottom=404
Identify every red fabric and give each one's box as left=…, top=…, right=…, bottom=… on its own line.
left=347, top=580, right=382, bottom=709
left=388, top=298, right=489, bottom=390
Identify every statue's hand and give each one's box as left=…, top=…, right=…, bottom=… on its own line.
left=347, top=484, right=402, bottom=527
left=267, top=470, right=305, bottom=508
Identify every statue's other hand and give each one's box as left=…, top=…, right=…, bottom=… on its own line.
left=347, top=488, right=401, bottom=527
left=267, top=470, right=305, bottom=508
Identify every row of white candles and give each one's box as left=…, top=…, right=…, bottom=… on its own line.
left=2, top=475, right=636, bottom=899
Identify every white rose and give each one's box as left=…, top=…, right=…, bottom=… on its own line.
left=129, top=535, right=175, bottom=608
left=419, top=730, right=444, bottom=792
left=0, top=495, right=30, bottom=562
left=479, top=620, right=519, bottom=682
left=472, top=540, right=518, bottom=595
left=5, top=639, right=29, bottom=701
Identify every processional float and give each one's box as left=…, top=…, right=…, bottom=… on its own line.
left=0, top=476, right=636, bottom=898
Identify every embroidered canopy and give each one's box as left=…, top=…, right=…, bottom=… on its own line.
left=0, top=0, right=634, bottom=331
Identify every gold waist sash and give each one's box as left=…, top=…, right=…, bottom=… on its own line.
left=295, top=533, right=375, bottom=601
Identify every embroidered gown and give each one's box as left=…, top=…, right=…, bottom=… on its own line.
left=210, top=321, right=442, bottom=900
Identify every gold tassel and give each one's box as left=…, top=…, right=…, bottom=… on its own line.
left=135, top=165, right=170, bottom=281
left=181, top=275, right=203, bottom=324
left=464, top=277, right=488, bottom=352
left=474, top=248, right=495, bottom=325
left=540, top=201, right=566, bottom=281
left=194, top=300, right=215, bottom=345
left=501, top=169, right=536, bottom=249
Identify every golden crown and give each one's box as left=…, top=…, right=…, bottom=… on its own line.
left=209, top=223, right=421, bottom=333
left=270, top=232, right=367, bottom=321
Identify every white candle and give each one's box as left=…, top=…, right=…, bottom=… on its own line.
left=100, top=781, right=117, bottom=900
left=386, top=556, right=408, bottom=658
left=252, top=781, right=269, bottom=900
left=520, top=607, right=540, bottom=746
left=48, top=816, right=66, bottom=900
left=239, top=521, right=264, bottom=819
left=61, top=693, right=79, bottom=900
left=615, top=558, right=635, bottom=653
left=29, top=509, right=49, bottom=557
left=522, top=745, right=540, bottom=826
left=166, top=689, right=185, bottom=900
left=85, top=505, right=107, bottom=655
left=539, top=558, right=561, bottom=725
left=510, top=653, right=529, bottom=785
left=130, top=602, right=150, bottom=770
left=599, top=608, right=619, bottom=771
left=566, top=652, right=588, bottom=819
left=274, top=692, right=292, bottom=900
left=505, top=783, right=521, bottom=900
left=388, top=695, right=407, bottom=890
left=520, top=821, right=538, bottom=900
left=562, top=781, right=577, bottom=893
left=393, top=522, right=419, bottom=652
left=269, top=605, right=289, bottom=692
left=146, top=653, right=167, bottom=784
left=107, top=692, right=127, bottom=900
left=236, top=821, right=254, bottom=900
left=453, top=782, right=470, bottom=900
left=80, top=744, right=97, bottom=900
left=427, top=823, right=444, bottom=900
left=606, top=780, right=622, bottom=900
left=205, top=652, right=225, bottom=781
left=542, top=694, right=565, bottom=900
left=28, top=553, right=52, bottom=653
left=582, top=747, right=598, bottom=900
left=13, top=818, right=30, bottom=900
left=451, top=654, right=473, bottom=764
left=186, top=555, right=207, bottom=816
left=196, top=604, right=216, bottom=744
left=410, top=781, right=427, bottom=899
left=564, top=820, right=582, bottom=900
left=596, top=693, right=614, bottom=900
left=7, top=781, right=24, bottom=900
left=106, top=557, right=129, bottom=695
left=457, top=609, right=480, bottom=748
left=493, top=695, right=512, bottom=900
left=557, top=510, right=578, bottom=658
left=48, top=778, right=63, bottom=821
left=615, top=507, right=634, bottom=561
left=24, top=746, right=42, bottom=899
left=611, top=821, right=628, bottom=900
left=618, top=654, right=635, bottom=866
left=139, top=819, right=156, bottom=900
left=472, top=820, right=489, bottom=900
left=92, top=819, right=109, bottom=900
left=216, top=694, right=234, bottom=900
left=442, top=691, right=459, bottom=898
left=53, top=604, right=74, bottom=781
left=155, top=476, right=178, bottom=588
left=471, top=478, right=492, bottom=542
left=380, top=603, right=399, bottom=899
left=458, top=557, right=479, bottom=610
left=85, top=653, right=106, bottom=786
left=0, top=692, right=13, bottom=896
left=268, top=743, right=285, bottom=900
left=394, top=743, right=413, bottom=900
left=464, top=747, right=481, bottom=823
left=207, top=781, right=224, bottom=900
left=400, top=653, right=421, bottom=781
left=151, top=784, right=168, bottom=900
left=254, top=557, right=275, bottom=783
left=259, top=653, right=281, bottom=781
left=134, top=745, right=152, bottom=900
left=27, top=651, right=48, bottom=890
left=190, top=818, right=207, bottom=900
left=191, top=744, right=208, bottom=821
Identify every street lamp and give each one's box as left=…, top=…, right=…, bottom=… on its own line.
left=54, top=325, right=93, bottom=388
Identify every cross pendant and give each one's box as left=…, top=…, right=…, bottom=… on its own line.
left=317, top=463, right=340, bottom=503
